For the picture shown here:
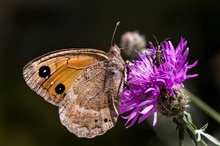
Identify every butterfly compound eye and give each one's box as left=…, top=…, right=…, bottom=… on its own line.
left=38, top=66, right=51, bottom=79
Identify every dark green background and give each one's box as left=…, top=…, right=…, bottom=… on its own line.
left=0, top=0, right=219, bottom=146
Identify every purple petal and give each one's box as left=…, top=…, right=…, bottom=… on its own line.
left=153, top=108, right=157, bottom=126
left=138, top=105, right=154, bottom=123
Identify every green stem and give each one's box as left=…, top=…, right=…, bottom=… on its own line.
left=184, top=89, right=220, bottom=124
left=199, top=139, right=208, bottom=146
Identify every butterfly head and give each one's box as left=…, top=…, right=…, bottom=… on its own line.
left=108, top=44, right=121, bottom=57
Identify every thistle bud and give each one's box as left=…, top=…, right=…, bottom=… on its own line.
left=156, top=88, right=190, bottom=117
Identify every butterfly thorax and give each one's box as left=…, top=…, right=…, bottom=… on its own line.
left=106, top=45, right=124, bottom=75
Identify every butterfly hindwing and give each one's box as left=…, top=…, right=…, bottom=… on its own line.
left=59, top=45, right=125, bottom=138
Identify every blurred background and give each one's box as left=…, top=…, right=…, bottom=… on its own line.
left=0, top=0, right=219, bottom=146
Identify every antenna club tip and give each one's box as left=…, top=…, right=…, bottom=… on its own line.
left=116, top=21, right=120, bottom=26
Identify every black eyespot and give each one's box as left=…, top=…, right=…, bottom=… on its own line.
left=55, top=83, right=65, bottom=94
left=38, top=66, right=51, bottom=79
left=104, top=118, right=108, bottom=123
left=95, top=119, right=98, bottom=122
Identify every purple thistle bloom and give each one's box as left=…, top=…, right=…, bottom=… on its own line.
left=120, top=37, right=198, bottom=128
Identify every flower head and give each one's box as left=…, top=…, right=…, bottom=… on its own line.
left=120, top=31, right=147, bottom=58
left=120, top=37, right=198, bottom=128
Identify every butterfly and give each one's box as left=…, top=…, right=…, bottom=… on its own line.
left=23, top=23, right=125, bottom=138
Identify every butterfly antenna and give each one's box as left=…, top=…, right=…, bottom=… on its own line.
left=111, top=21, right=120, bottom=46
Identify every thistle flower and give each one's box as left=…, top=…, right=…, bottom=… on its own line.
left=120, top=37, right=198, bottom=128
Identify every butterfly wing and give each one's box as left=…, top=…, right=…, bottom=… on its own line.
left=23, top=48, right=107, bottom=106
left=23, top=45, right=125, bottom=138
left=59, top=47, right=125, bottom=138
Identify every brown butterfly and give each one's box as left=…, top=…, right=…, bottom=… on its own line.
left=23, top=23, right=125, bottom=138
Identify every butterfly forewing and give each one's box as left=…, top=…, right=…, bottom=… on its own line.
left=23, top=49, right=107, bottom=106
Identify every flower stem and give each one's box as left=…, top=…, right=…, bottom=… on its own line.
left=184, top=89, right=220, bottom=124
left=199, top=139, right=208, bottom=146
